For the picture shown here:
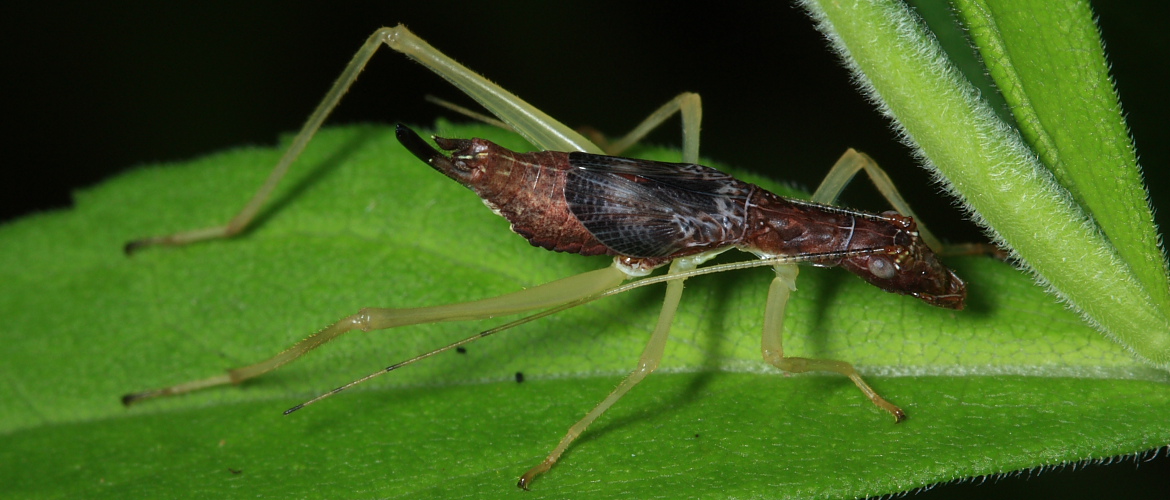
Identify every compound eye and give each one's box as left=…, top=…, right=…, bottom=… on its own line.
left=867, top=256, right=897, bottom=280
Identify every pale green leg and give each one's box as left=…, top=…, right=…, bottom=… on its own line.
left=518, top=257, right=701, bottom=489
left=604, top=92, right=703, bottom=163
left=759, top=266, right=906, bottom=421
left=811, top=148, right=942, bottom=250
left=757, top=149, right=942, bottom=422
left=429, top=91, right=703, bottom=164
left=127, top=25, right=606, bottom=252
left=122, top=263, right=629, bottom=405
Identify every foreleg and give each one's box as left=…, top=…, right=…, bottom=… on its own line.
left=759, top=265, right=905, bottom=421
left=811, top=148, right=942, bottom=250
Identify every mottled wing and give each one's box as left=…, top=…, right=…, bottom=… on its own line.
left=564, top=153, right=752, bottom=258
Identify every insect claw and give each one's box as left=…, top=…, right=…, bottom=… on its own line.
left=123, top=239, right=146, bottom=255
left=892, top=407, right=907, bottom=423
left=124, top=236, right=172, bottom=255
left=120, top=392, right=144, bottom=406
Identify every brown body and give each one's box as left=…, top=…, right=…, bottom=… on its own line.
left=397, top=126, right=965, bottom=309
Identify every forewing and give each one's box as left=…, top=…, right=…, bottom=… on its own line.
left=564, top=153, right=752, bottom=258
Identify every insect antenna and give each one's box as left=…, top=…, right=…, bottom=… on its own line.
left=284, top=294, right=602, bottom=415
left=423, top=95, right=512, bottom=131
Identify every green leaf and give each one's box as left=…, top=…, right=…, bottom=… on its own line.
left=955, top=0, right=1170, bottom=310
left=1, top=123, right=1168, bottom=498
left=798, top=1, right=1170, bottom=368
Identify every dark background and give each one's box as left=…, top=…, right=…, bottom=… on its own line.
left=2, top=2, right=1167, bottom=497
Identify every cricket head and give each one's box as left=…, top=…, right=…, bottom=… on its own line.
left=842, top=213, right=966, bottom=310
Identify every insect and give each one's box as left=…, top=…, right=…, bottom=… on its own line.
left=121, top=25, right=965, bottom=489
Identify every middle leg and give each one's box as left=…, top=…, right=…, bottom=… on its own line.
left=755, top=150, right=936, bottom=421
left=518, top=256, right=699, bottom=489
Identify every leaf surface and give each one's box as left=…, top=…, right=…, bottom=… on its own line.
left=1, top=124, right=1167, bottom=498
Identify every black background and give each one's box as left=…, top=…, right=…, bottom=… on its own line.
left=2, top=2, right=1167, bottom=497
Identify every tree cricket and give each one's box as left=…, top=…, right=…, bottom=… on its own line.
left=121, top=25, right=965, bottom=489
